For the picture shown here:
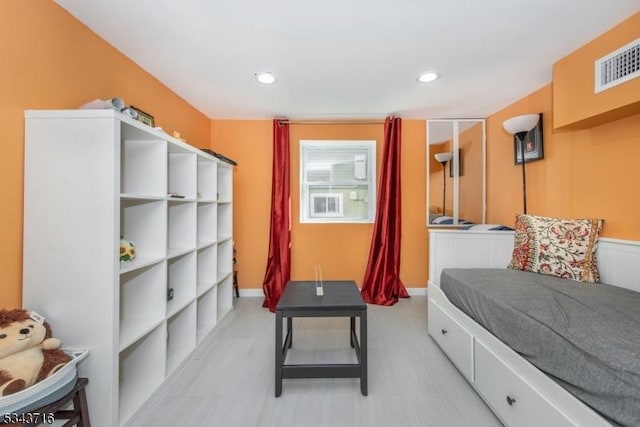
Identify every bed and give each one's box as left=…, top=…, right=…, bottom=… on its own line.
left=429, top=215, right=513, bottom=230
left=427, top=229, right=640, bottom=427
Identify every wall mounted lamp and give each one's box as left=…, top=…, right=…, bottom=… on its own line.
left=502, top=114, right=540, bottom=214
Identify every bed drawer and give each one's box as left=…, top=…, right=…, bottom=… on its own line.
left=428, top=298, right=474, bottom=382
left=474, top=339, right=575, bottom=427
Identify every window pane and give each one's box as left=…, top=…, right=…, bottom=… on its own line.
left=301, top=140, right=375, bottom=223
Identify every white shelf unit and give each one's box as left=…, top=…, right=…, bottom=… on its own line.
left=198, top=159, right=218, bottom=201
left=217, top=164, right=234, bottom=321
left=168, top=199, right=197, bottom=258
left=22, top=109, right=234, bottom=427
left=166, top=302, right=197, bottom=375
left=167, top=252, right=196, bottom=317
left=197, top=244, right=218, bottom=297
left=197, top=287, right=218, bottom=343
left=198, top=202, right=218, bottom=247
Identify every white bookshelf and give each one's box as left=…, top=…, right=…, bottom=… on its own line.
left=197, top=287, right=218, bottom=343
left=197, top=244, right=218, bottom=297
left=22, top=109, right=234, bottom=427
left=166, top=303, right=196, bottom=375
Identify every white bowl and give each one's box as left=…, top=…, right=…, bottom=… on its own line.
left=0, top=349, right=88, bottom=415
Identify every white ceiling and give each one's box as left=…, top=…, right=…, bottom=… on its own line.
left=55, top=0, right=639, bottom=120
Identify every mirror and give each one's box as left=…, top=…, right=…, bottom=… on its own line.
left=426, top=119, right=486, bottom=226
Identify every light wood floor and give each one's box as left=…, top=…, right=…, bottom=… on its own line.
left=128, top=296, right=502, bottom=427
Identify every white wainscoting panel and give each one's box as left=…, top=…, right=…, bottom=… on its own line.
left=429, top=230, right=515, bottom=286
left=597, top=237, right=640, bottom=292
left=429, top=230, right=640, bottom=292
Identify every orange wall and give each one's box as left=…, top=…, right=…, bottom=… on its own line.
left=3, top=2, right=639, bottom=303
left=209, top=120, right=273, bottom=291
left=211, top=120, right=428, bottom=289
left=553, top=12, right=640, bottom=129
left=488, top=14, right=640, bottom=238
left=487, top=84, right=640, bottom=238
left=0, top=1, right=210, bottom=308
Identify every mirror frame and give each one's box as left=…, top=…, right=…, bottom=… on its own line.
left=426, top=119, right=486, bottom=227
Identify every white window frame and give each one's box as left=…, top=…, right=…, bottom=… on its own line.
left=300, top=140, right=376, bottom=223
left=310, top=193, right=344, bottom=218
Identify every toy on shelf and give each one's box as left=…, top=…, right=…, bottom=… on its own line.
left=120, top=235, right=136, bottom=264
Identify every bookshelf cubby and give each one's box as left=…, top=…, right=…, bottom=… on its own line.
left=23, top=109, right=234, bottom=427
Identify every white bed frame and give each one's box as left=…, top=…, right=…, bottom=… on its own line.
left=427, top=229, right=640, bottom=427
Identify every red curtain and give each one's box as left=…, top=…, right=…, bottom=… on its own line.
left=361, top=117, right=409, bottom=305
left=262, top=119, right=291, bottom=312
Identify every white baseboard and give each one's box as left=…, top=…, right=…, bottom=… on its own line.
left=238, top=289, right=264, bottom=298
left=406, top=287, right=428, bottom=296
left=238, top=287, right=428, bottom=298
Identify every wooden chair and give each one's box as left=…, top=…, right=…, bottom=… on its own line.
left=6, top=377, right=90, bottom=426
left=233, top=270, right=239, bottom=298
left=233, top=245, right=239, bottom=297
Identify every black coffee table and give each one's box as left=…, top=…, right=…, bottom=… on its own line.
left=275, top=280, right=367, bottom=397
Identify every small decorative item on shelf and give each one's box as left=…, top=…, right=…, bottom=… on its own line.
left=199, top=148, right=238, bottom=166
left=168, top=192, right=185, bottom=199
left=121, top=107, right=139, bottom=120
left=167, top=288, right=174, bottom=301
left=172, top=131, right=186, bottom=142
left=79, top=97, right=125, bottom=111
left=120, top=235, right=136, bottom=264
left=129, top=106, right=154, bottom=127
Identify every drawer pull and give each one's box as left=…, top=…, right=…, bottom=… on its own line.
left=506, top=395, right=516, bottom=406
left=441, top=328, right=448, bottom=335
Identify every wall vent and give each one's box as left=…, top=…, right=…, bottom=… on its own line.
left=594, top=38, right=640, bottom=93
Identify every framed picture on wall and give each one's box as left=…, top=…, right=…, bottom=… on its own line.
left=514, top=113, right=544, bottom=165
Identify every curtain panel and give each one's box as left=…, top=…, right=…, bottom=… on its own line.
left=361, top=117, right=408, bottom=305
left=262, top=119, right=291, bottom=312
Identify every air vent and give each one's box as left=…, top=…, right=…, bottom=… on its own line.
left=594, top=38, right=640, bottom=93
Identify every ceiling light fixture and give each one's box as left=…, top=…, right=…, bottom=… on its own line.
left=417, top=72, right=439, bottom=83
left=255, top=72, right=276, bottom=85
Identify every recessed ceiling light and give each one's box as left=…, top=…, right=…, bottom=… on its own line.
left=417, top=72, right=439, bottom=83
left=255, top=72, right=276, bottom=85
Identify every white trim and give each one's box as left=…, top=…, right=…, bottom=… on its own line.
left=238, top=289, right=264, bottom=298
left=300, top=140, right=376, bottom=223
left=428, top=229, right=640, bottom=292
left=239, top=287, right=428, bottom=298
left=310, top=192, right=344, bottom=217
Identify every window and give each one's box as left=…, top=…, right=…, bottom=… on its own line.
left=300, top=140, right=376, bottom=223
left=310, top=193, right=343, bottom=217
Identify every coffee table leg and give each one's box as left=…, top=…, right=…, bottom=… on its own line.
left=350, top=317, right=355, bottom=347
left=360, top=309, right=368, bottom=396
left=287, top=316, right=293, bottom=348
left=275, top=310, right=283, bottom=397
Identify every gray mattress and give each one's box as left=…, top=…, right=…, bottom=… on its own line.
left=440, top=268, right=640, bottom=427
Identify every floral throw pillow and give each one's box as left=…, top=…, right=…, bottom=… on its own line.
left=507, top=214, right=604, bottom=283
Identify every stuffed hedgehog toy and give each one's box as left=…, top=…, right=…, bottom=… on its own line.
left=0, top=309, right=72, bottom=396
